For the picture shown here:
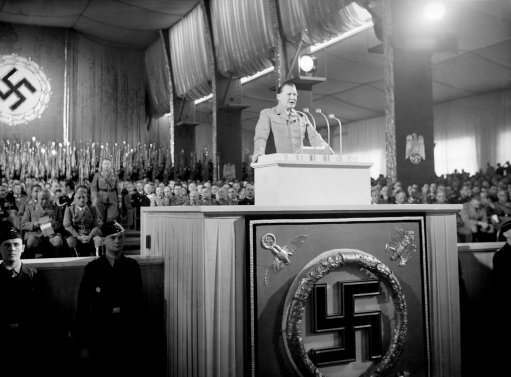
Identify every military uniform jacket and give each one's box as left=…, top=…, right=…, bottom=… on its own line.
left=91, top=172, right=118, bottom=205
left=253, top=105, right=332, bottom=157
left=76, top=255, right=143, bottom=350
left=63, top=203, right=101, bottom=238
left=21, top=201, right=63, bottom=235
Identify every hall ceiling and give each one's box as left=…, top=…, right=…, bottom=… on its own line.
left=0, top=0, right=199, bottom=47
left=240, top=0, right=511, bottom=128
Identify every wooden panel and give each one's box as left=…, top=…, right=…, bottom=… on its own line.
left=426, top=214, right=461, bottom=377
left=22, top=256, right=165, bottom=375
left=142, top=211, right=205, bottom=377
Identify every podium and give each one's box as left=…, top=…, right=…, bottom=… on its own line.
left=252, top=154, right=372, bottom=206
left=141, top=204, right=462, bottom=377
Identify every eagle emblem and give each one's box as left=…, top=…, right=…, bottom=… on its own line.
left=261, top=232, right=308, bottom=287
left=405, top=133, right=425, bottom=165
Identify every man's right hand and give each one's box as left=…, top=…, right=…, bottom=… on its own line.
left=251, top=153, right=260, bottom=164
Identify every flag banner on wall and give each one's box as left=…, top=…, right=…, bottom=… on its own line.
left=0, top=53, right=52, bottom=126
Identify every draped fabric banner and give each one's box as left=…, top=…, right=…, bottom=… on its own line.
left=211, top=0, right=275, bottom=77
left=0, top=23, right=65, bottom=141
left=145, top=35, right=172, bottom=117
left=69, top=34, right=146, bottom=145
left=278, top=0, right=372, bottom=44
left=169, top=5, right=212, bottom=99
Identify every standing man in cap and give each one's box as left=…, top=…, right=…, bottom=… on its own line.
left=75, top=220, right=143, bottom=376
left=91, top=158, right=120, bottom=224
left=0, top=220, right=44, bottom=376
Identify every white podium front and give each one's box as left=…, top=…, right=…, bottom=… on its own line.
left=252, top=153, right=372, bottom=206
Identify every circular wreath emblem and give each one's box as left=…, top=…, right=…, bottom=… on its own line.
left=0, top=54, right=51, bottom=126
left=281, top=249, right=408, bottom=377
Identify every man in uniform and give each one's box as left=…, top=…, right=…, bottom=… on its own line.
left=76, top=221, right=143, bottom=376
left=492, top=220, right=511, bottom=373
left=0, top=220, right=43, bottom=376
left=21, top=188, right=64, bottom=258
left=252, top=80, right=332, bottom=163
left=91, top=158, right=119, bottom=223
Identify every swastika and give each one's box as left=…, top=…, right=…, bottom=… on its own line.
left=0, top=68, right=36, bottom=110
left=309, top=280, right=383, bottom=366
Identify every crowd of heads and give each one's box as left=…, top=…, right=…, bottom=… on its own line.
left=371, top=162, right=511, bottom=241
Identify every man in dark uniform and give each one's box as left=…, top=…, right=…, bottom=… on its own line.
left=492, top=220, right=511, bottom=373
left=76, top=221, right=143, bottom=376
left=0, top=220, right=43, bottom=376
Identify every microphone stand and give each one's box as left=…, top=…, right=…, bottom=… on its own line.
left=315, top=108, right=331, bottom=147
left=302, top=108, right=316, bottom=129
left=328, top=114, right=343, bottom=154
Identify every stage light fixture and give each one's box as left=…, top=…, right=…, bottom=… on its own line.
left=423, top=1, right=445, bottom=21
left=299, top=55, right=316, bottom=73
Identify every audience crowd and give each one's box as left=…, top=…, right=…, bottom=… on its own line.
left=370, top=161, right=511, bottom=242
left=2, top=160, right=511, bottom=258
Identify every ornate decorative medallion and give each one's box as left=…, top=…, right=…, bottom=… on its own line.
left=261, top=232, right=308, bottom=287
left=0, top=54, right=51, bottom=126
left=385, top=228, right=417, bottom=266
left=282, top=249, right=408, bottom=377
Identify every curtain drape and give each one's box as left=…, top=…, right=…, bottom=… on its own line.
left=211, top=0, right=275, bottom=77
left=69, top=34, right=146, bottom=144
left=169, top=5, right=212, bottom=99
left=145, top=35, right=172, bottom=117
left=335, top=116, right=386, bottom=178
left=434, top=89, right=511, bottom=175
left=278, top=0, right=372, bottom=45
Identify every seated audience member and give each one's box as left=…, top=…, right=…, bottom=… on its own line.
left=435, top=189, right=448, bottom=204
left=227, top=187, right=239, bottom=205
left=76, top=221, right=143, bottom=376
left=144, top=183, right=156, bottom=206
left=379, top=185, right=391, bottom=204
left=239, top=184, right=254, bottom=205
left=458, top=196, right=494, bottom=242
left=21, top=189, right=64, bottom=258
left=0, top=221, right=44, bottom=376
left=493, top=189, right=511, bottom=217
left=162, top=186, right=172, bottom=206
left=153, top=186, right=165, bottom=206
left=189, top=190, right=200, bottom=205
left=371, top=188, right=380, bottom=204
left=394, top=190, right=407, bottom=204
left=63, top=186, right=102, bottom=257
left=200, top=187, right=213, bottom=205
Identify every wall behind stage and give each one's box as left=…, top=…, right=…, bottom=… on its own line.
left=328, top=88, right=511, bottom=178
left=70, top=34, right=147, bottom=144
left=0, top=23, right=65, bottom=141
left=1, top=23, right=149, bottom=145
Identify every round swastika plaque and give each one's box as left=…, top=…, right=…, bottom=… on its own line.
left=0, top=54, right=51, bottom=126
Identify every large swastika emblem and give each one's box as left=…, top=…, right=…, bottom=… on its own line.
left=310, top=280, right=383, bottom=366
left=282, top=249, right=408, bottom=377
left=0, top=68, right=37, bottom=110
left=0, top=54, right=51, bottom=126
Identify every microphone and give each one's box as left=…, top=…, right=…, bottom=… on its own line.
left=302, top=108, right=316, bottom=129
left=328, top=114, right=343, bottom=154
left=315, top=109, right=331, bottom=147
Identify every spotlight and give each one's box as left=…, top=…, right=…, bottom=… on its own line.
left=423, top=2, right=445, bottom=21
left=299, top=55, right=316, bottom=74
